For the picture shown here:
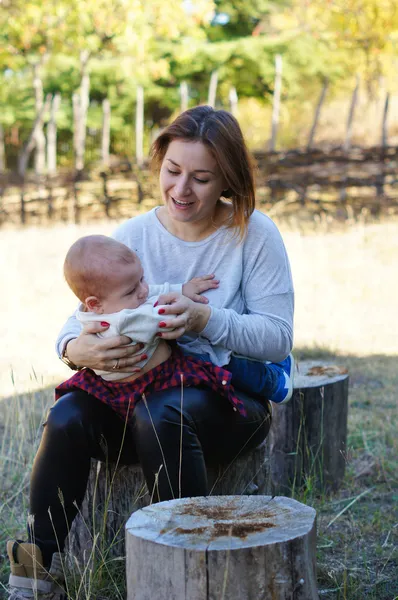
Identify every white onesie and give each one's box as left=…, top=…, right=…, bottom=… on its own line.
left=77, top=282, right=182, bottom=381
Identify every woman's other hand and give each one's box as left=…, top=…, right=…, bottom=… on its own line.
left=65, top=321, right=146, bottom=372
left=155, top=292, right=211, bottom=339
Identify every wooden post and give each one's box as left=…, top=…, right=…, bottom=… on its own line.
left=126, top=496, right=319, bottom=600
left=270, top=54, right=282, bottom=152
left=47, top=93, right=61, bottom=176
left=136, top=85, right=144, bottom=166
left=101, top=98, right=111, bottom=167
left=208, top=70, right=218, bottom=108
left=180, top=81, right=189, bottom=113
left=229, top=86, right=238, bottom=116
left=307, top=79, right=329, bottom=150
left=343, top=76, right=359, bottom=151
left=268, top=360, right=349, bottom=495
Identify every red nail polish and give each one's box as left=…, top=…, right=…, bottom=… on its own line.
left=153, top=301, right=158, bottom=307
left=156, top=332, right=162, bottom=337
left=100, top=321, right=110, bottom=327
left=158, top=308, right=165, bottom=315
left=159, top=321, right=167, bottom=328
left=141, top=354, right=148, bottom=360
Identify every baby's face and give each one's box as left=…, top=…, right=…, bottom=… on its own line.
left=100, top=256, right=149, bottom=313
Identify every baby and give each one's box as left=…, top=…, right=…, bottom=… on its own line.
left=58, top=235, right=294, bottom=415
left=62, top=234, right=218, bottom=382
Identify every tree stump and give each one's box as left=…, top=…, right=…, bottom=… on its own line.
left=268, top=360, right=349, bottom=494
left=125, top=495, right=319, bottom=600
left=66, top=359, right=349, bottom=563
left=66, top=442, right=271, bottom=562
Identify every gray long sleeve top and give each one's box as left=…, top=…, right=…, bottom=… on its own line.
left=56, top=207, right=294, bottom=367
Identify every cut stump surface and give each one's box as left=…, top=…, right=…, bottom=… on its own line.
left=126, top=495, right=319, bottom=600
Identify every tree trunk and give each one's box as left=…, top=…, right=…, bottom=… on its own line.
left=229, top=86, right=238, bottom=116
left=343, top=76, right=360, bottom=151
left=307, top=79, right=329, bottom=150
left=126, top=495, right=319, bottom=600
left=47, top=93, right=61, bottom=176
left=66, top=442, right=271, bottom=563
left=270, top=54, right=282, bottom=152
left=33, top=61, right=47, bottom=175
left=74, top=50, right=90, bottom=172
left=0, top=123, right=5, bottom=173
left=18, top=94, right=52, bottom=178
left=180, top=81, right=189, bottom=113
left=207, top=71, right=218, bottom=108
left=135, top=86, right=144, bottom=166
left=268, top=360, right=349, bottom=495
left=381, top=91, right=390, bottom=148
left=101, top=98, right=111, bottom=167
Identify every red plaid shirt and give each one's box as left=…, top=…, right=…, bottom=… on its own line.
left=55, top=348, right=247, bottom=422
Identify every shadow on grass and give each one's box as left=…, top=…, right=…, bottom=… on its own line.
left=294, top=346, right=398, bottom=600
left=1, top=350, right=397, bottom=600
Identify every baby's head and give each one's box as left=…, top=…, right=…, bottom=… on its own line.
left=64, top=235, right=149, bottom=314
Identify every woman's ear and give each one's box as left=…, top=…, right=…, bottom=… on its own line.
left=85, top=296, right=103, bottom=314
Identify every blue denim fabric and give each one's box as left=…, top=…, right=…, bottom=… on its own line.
left=179, top=347, right=276, bottom=400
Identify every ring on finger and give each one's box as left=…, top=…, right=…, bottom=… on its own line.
left=112, top=358, right=120, bottom=370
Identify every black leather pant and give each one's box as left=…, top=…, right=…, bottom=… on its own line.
left=29, top=386, right=271, bottom=557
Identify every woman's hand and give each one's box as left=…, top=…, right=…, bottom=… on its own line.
left=155, top=292, right=211, bottom=339
left=65, top=321, right=147, bottom=372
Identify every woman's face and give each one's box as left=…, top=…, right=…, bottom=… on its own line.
left=159, top=139, right=227, bottom=227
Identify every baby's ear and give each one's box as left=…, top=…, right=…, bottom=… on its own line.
left=85, top=296, right=103, bottom=314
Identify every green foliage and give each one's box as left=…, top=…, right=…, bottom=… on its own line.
left=0, top=0, right=397, bottom=161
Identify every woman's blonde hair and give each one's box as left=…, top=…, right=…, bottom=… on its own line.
left=150, top=105, right=256, bottom=240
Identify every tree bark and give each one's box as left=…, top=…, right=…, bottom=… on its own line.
left=343, top=76, right=360, bottom=151
left=66, top=443, right=271, bottom=563
left=381, top=91, right=390, bottom=148
left=33, top=61, right=47, bottom=175
left=0, top=123, right=5, bottom=173
left=229, top=86, right=238, bottom=116
left=101, top=98, right=111, bottom=167
left=307, top=79, right=329, bottom=151
left=207, top=71, right=218, bottom=108
left=74, top=50, right=90, bottom=172
left=180, top=81, right=189, bottom=113
left=126, top=495, right=319, bottom=600
left=135, top=86, right=144, bottom=166
left=270, top=54, right=282, bottom=152
left=268, top=360, right=349, bottom=494
left=47, top=93, right=61, bottom=176
left=18, top=94, right=52, bottom=178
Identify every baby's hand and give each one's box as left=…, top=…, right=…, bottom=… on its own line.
left=182, top=274, right=219, bottom=304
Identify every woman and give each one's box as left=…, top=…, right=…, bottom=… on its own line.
left=7, top=105, right=294, bottom=600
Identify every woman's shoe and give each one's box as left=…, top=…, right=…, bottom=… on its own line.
left=7, top=541, right=66, bottom=600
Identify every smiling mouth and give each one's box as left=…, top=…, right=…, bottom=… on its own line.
left=172, top=197, right=194, bottom=207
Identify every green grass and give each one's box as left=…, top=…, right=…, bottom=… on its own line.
left=294, top=348, right=398, bottom=600
left=1, top=349, right=397, bottom=599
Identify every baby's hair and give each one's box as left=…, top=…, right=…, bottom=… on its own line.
left=64, top=235, right=136, bottom=302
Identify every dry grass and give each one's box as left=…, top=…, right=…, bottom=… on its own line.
left=0, top=213, right=397, bottom=599
left=0, top=216, right=397, bottom=398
